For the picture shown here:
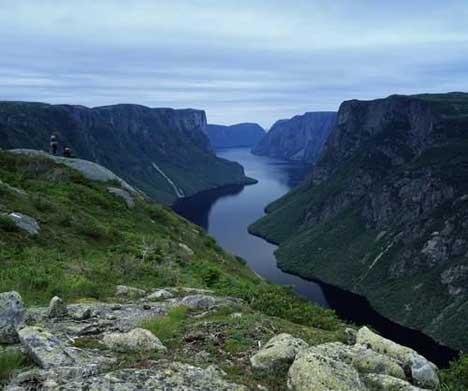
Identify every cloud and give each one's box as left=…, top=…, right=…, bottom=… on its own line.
left=0, top=0, right=467, bottom=128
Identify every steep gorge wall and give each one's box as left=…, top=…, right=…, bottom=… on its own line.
left=250, top=93, right=468, bottom=350
left=0, top=102, right=250, bottom=203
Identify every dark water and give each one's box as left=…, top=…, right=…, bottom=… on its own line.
left=174, top=148, right=457, bottom=367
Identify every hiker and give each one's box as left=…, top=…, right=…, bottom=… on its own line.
left=63, top=147, right=72, bottom=158
left=50, top=135, right=58, bottom=155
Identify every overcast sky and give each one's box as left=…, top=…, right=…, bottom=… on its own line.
left=0, top=0, right=467, bottom=128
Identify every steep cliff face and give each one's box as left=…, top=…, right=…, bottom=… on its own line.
left=252, top=112, right=336, bottom=163
left=0, top=102, right=252, bottom=203
left=206, top=123, right=265, bottom=148
left=250, top=93, right=468, bottom=351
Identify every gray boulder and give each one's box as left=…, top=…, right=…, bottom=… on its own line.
left=107, top=187, right=135, bottom=208
left=18, top=326, right=79, bottom=369
left=356, top=327, right=439, bottom=389
left=115, top=285, right=146, bottom=299
left=47, top=296, right=68, bottom=319
left=4, top=212, right=40, bottom=235
left=250, top=333, right=308, bottom=371
left=288, top=344, right=365, bottom=391
left=102, top=328, right=166, bottom=353
left=0, top=291, right=25, bottom=343
left=147, top=289, right=174, bottom=301
left=363, top=374, right=430, bottom=390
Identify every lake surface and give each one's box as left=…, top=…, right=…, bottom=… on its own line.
left=174, top=147, right=457, bottom=366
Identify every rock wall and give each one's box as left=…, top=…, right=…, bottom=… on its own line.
left=252, top=112, right=336, bottom=163
left=0, top=102, right=250, bottom=203
left=206, top=123, right=265, bottom=148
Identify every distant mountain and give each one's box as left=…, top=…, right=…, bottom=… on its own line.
left=0, top=102, right=254, bottom=204
left=206, top=123, right=265, bottom=148
left=252, top=112, right=336, bottom=163
left=250, top=92, right=468, bottom=351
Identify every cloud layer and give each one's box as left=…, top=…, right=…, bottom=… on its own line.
left=1, top=0, right=467, bottom=128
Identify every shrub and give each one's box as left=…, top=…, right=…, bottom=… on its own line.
left=440, top=354, right=468, bottom=391
left=0, top=350, right=28, bottom=384
left=0, top=215, right=19, bottom=233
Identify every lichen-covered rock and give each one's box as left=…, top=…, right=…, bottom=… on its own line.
left=0, top=291, right=25, bottom=343
left=147, top=288, right=174, bottom=301
left=115, top=285, right=146, bottom=299
left=363, top=374, right=430, bottom=390
left=288, top=344, right=365, bottom=391
left=8, top=362, right=247, bottom=391
left=102, top=328, right=166, bottom=353
left=352, top=346, right=406, bottom=380
left=250, top=333, right=308, bottom=371
left=47, top=296, right=68, bottom=318
left=356, top=327, right=439, bottom=389
left=18, top=326, right=80, bottom=369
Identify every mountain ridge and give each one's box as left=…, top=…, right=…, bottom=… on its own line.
left=206, top=122, right=265, bottom=148
left=252, top=111, right=336, bottom=163
left=0, top=101, right=253, bottom=204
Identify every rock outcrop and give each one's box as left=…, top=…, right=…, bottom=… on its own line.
left=5, top=290, right=248, bottom=390
left=0, top=102, right=252, bottom=203
left=102, top=328, right=166, bottom=353
left=251, top=327, right=439, bottom=391
left=206, top=123, right=266, bottom=148
left=0, top=291, right=25, bottom=343
left=250, top=92, right=468, bottom=351
left=250, top=333, right=308, bottom=371
left=252, top=111, right=336, bottom=163
left=1, top=212, right=40, bottom=235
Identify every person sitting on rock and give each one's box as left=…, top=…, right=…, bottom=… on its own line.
left=50, top=135, right=58, bottom=155
left=63, top=147, right=72, bottom=158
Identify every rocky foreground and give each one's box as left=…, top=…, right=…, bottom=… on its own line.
left=1, top=287, right=439, bottom=390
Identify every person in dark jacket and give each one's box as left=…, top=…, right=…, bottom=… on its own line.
left=50, top=135, right=58, bottom=155
left=63, top=147, right=72, bottom=158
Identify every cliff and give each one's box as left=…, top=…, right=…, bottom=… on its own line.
left=252, top=112, right=336, bottom=163
left=250, top=93, right=468, bottom=351
left=0, top=102, right=252, bottom=204
left=206, top=123, right=265, bottom=148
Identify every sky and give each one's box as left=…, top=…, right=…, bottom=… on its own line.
left=0, top=0, right=467, bottom=128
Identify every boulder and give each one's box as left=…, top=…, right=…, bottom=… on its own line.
left=363, top=374, right=429, bottom=391
left=288, top=344, right=365, bottom=391
left=179, top=294, right=218, bottom=309
left=147, top=289, right=174, bottom=301
left=250, top=333, right=308, bottom=371
left=356, top=327, right=439, bottom=389
left=0, top=291, right=25, bottom=343
left=5, top=212, right=40, bottom=235
left=107, top=187, right=135, bottom=208
left=115, top=285, right=146, bottom=299
left=47, top=296, right=68, bottom=318
left=351, top=346, right=406, bottom=380
left=102, top=328, right=166, bottom=353
left=18, top=326, right=79, bottom=369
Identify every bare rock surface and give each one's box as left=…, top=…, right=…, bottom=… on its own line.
left=0, top=291, right=25, bottom=343
left=250, top=333, right=308, bottom=371
left=102, top=328, right=166, bottom=353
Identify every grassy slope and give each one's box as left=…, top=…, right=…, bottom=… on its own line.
left=0, top=150, right=345, bottom=387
